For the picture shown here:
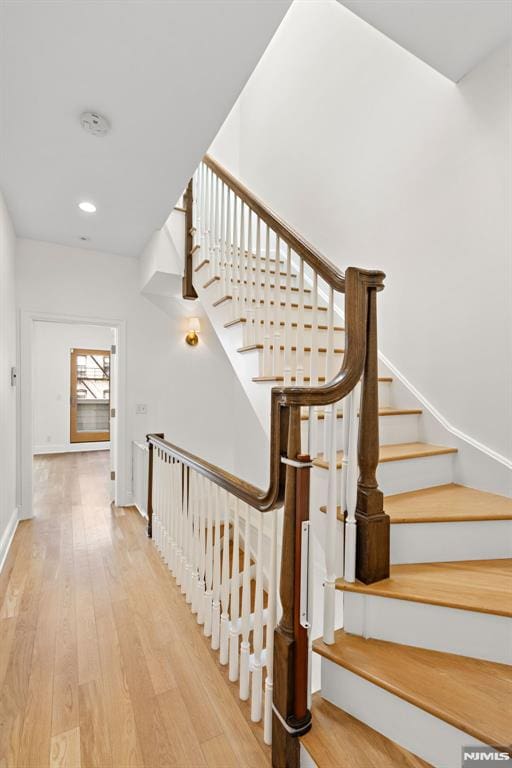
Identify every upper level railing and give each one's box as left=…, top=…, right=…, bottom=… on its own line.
left=148, top=155, right=389, bottom=768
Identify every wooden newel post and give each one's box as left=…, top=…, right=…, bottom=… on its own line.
left=183, top=178, right=198, bottom=300
left=146, top=433, right=164, bottom=539
left=272, top=408, right=312, bottom=768
left=355, top=284, right=390, bottom=584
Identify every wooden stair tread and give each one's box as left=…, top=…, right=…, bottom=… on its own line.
left=335, top=558, right=512, bottom=617
left=309, top=407, right=422, bottom=422
left=301, top=694, right=431, bottom=768
left=214, top=294, right=328, bottom=311
left=321, top=482, right=511, bottom=523
left=313, top=442, right=457, bottom=470
left=225, top=317, right=344, bottom=331
left=313, top=630, right=512, bottom=749
left=238, top=344, right=344, bottom=354
left=385, top=483, right=512, bottom=523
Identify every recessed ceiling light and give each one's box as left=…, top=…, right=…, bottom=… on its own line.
left=78, top=201, right=96, bottom=213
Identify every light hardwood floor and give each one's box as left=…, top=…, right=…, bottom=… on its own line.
left=0, top=451, right=270, bottom=768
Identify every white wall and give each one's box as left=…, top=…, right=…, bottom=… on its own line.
left=32, top=321, right=113, bottom=454
left=209, top=0, right=512, bottom=462
left=16, top=239, right=267, bottom=505
left=0, top=191, right=17, bottom=565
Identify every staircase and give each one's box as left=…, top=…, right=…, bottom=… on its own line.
left=145, top=155, right=512, bottom=768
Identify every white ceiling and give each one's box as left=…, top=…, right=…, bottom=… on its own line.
left=339, top=0, right=512, bottom=82
left=0, top=0, right=290, bottom=256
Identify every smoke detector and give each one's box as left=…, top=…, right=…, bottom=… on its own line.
left=80, top=111, right=110, bottom=137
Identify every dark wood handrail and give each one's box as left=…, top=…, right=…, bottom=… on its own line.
left=204, top=154, right=349, bottom=292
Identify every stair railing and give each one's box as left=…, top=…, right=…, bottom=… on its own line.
left=148, top=155, right=389, bottom=768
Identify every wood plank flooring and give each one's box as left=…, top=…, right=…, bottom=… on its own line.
left=0, top=451, right=270, bottom=768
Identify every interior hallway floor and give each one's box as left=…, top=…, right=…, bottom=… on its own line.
left=0, top=451, right=270, bottom=767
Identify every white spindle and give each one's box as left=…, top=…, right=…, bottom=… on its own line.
left=239, top=504, right=251, bottom=700
left=263, top=509, right=278, bottom=745
left=229, top=498, right=240, bottom=681
left=295, top=258, right=305, bottom=385
left=263, top=226, right=272, bottom=376
left=251, top=511, right=264, bottom=721
left=272, top=236, right=281, bottom=377
left=231, top=195, right=239, bottom=319
left=211, top=484, right=222, bottom=649
left=283, top=246, right=293, bottom=386
left=197, top=473, right=206, bottom=624
left=203, top=479, right=214, bottom=636
left=323, top=402, right=338, bottom=645
left=220, top=488, right=231, bottom=665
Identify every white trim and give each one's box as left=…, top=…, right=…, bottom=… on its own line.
left=378, top=351, right=512, bottom=470
left=33, top=442, right=110, bottom=455
left=0, top=509, right=19, bottom=573
left=18, top=310, right=128, bottom=519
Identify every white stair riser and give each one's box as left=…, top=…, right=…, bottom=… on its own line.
left=313, top=452, right=455, bottom=498
left=343, top=592, right=512, bottom=664
left=391, top=519, right=512, bottom=564
left=320, top=660, right=490, bottom=768
left=244, top=327, right=345, bottom=349
left=301, top=413, right=421, bottom=452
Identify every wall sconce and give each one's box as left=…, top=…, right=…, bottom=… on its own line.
left=185, top=317, right=200, bottom=346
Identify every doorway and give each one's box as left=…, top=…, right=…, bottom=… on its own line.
left=19, top=312, right=126, bottom=519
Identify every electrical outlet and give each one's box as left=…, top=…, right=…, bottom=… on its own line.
left=136, top=403, right=147, bottom=415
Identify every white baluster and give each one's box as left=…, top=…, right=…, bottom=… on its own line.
left=213, top=174, right=220, bottom=278
left=224, top=187, right=232, bottom=298
left=283, top=245, right=293, bottom=386
left=203, top=479, right=214, bottom=636
left=254, top=218, right=263, bottom=347
left=190, top=470, right=200, bottom=613
left=295, top=257, right=305, bottom=385
left=263, top=226, right=272, bottom=376
left=211, top=484, right=222, bottom=649
left=246, top=210, right=255, bottom=345
left=229, top=498, right=240, bottom=681
left=153, top=449, right=160, bottom=550
left=196, top=474, right=206, bottom=624
left=272, top=235, right=281, bottom=377
left=251, top=511, right=264, bottom=721
left=239, top=504, right=252, bottom=700
left=220, top=488, right=231, bottom=665
left=181, top=466, right=189, bottom=595
left=323, top=402, right=338, bottom=645
left=185, top=467, right=194, bottom=602
left=231, top=195, right=239, bottom=319
left=263, top=508, right=278, bottom=745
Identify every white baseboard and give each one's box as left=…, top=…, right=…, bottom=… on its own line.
left=33, top=442, right=110, bottom=454
left=0, top=509, right=19, bottom=573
